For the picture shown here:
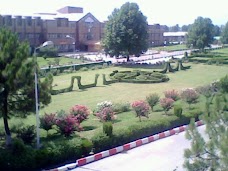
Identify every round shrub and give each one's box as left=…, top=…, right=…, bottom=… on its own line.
left=40, top=113, right=56, bottom=134
left=160, top=98, right=175, bottom=115
left=69, top=104, right=90, bottom=123
left=96, top=107, right=115, bottom=122
left=16, top=125, right=36, bottom=145
left=56, top=114, right=82, bottom=137
left=164, top=89, right=180, bottom=101
left=146, top=93, right=160, bottom=111
left=180, top=88, right=199, bottom=109
left=131, top=100, right=150, bottom=121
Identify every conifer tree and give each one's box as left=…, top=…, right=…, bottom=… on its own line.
left=0, top=28, right=53, bottom=146
left=184, top=76, right=228, bottom=170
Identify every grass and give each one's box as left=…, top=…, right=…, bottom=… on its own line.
left=49, top=63, right=227, bottom=111
left=210, top=47, right=228, bottom=57
left=36, top=56, right=86, bottom=68
left=5, top=62, right=228, bottom=140
left=152, top=44, right=189, bottom=52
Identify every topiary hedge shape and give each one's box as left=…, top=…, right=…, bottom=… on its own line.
left=108, top=70, right=169, bottom=84
left=51, top=74, right=99, bottom=95
left=157, top=60, right=191, bottom=73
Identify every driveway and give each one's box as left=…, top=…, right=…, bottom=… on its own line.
left=72, top=125, right=206, bottom=171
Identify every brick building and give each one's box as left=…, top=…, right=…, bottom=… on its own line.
left=0, top=6, right=165, bottom=52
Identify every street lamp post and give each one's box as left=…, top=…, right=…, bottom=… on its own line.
left=66, top=35, right=76, bottom=70
left=66, top=35, right=76, bottom=53
left=34, top=41, right=54, bottom=149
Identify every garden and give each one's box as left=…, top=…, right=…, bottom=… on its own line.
left=0, top=48, right=228, bottom=170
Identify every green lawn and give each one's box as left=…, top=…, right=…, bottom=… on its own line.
left=48, top=63, right=227, bottom=111
left=36, top=56, right=86, bottom=68
left=6, top=62, right=227, bottom=140
left=211, top=47, right=228, bottom=56
left=152, top=44, right=189, bottom=52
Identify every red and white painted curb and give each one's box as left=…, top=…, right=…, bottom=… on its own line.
left=48, top=120, right=204, bottom=171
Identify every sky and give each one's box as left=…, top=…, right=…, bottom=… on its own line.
left=0, top=0, right=227, bottom=26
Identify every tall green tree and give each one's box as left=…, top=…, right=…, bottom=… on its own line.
left=169, top=24, right=180, bottom=32
left=0, top=28, right=53, bottom=146
left=221, top=21, right=228, bottom=44
left=184, top=76, right=228, bottom=170
left=102, top=2, right=148, bottom=61
left=187, top=17, right=215, bottom=51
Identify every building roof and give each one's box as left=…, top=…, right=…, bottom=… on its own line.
left=163, top=32, right=187, bottom=37
left=0, top=6, right=96, bottom=22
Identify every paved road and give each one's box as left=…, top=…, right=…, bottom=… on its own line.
left=72, top=126, right=206, bottom=171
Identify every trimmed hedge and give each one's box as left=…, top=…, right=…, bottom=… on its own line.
left=51, top=74, right=99, bottom=95
left=40, top=61, right=111, bottom=74
left=0, top=138, right=93, bottom=171
left=188, top=57, right=228, bottom=65
left=92, top=111, right=201, bottom=153
left=102, top=74, right=118, bottom=85
left=158, top=61, right=191, bottom=73
left=109, top=70, right=169, bottom=84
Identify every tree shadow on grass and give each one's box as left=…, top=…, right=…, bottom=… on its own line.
left=112, top=119, right=121, bottom=124
left=154, top=108, right=163, bottom=112
left=83, top=126, right=97, bottom=131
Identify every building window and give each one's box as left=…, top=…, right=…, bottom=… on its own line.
left=36, top=33, right=40, bottom=38
left=57, top=19, right=61, bottom=27
left=48, top=33, right=58, bottom=39
left=17, top=18, right=22, bottom=26
left=86, top=33, right=93, bottom=40
left=36, top=19, right=41, bottom=26
left=3, top=17, right=12, bottom=26
left=27, top=18, right=32, bottom=26
left=26, top=33, right=34, bottom=38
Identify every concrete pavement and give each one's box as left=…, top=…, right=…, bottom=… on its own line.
left=72, top=125, right=206, bottom=171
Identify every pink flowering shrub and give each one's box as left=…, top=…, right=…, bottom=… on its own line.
left=56, top=114, right=82, bottom=137
left=180, top=88, right=199, bottom=109
left=96, top=107, right=115, bottom=122
left=164, top=89, right=180, bottom=101
left=160, top=98, right=175, bottom=115
left=70, top=104, right=90, bottom=123
left=40, top=113, right=56, bottom=134
left=131, top=100, right=150, bottom=121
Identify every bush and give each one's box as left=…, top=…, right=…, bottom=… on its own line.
left=160, top=98, right=175, bottom=115
left=69, top=104, right=90, bottom=123
left=96, top=101, right=113, bottom=113
left=174, top=105, right=183, bottom=117
left=81, top=139, right=93, bottom=156
left=16, top=125, right=36, bottom=145
left=0, top=139, right=36, bottom=170
left=164, top=89, right=180, bottom=101
left=146, top=93, right=160, bottom=111
left=38, top=47, right=58, bottom=57
left=219, top=75, right=228, bottom=93
left=96, top=107, right=115, bottom=122
left=56, top=114, right=82, bottom=137
left=103, top=122, right=113, bottom=137
left=131, top=100, right=150, bottom=121
left=79, top=67, right=88, bottom=71
left=113, top=102, right=131, bottom=113
left=180, top=88, right=199, bottom=109
left=40, top=113, right=56, bottom=134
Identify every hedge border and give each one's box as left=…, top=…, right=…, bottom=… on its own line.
left=47, top=120, right=204, bottom=171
